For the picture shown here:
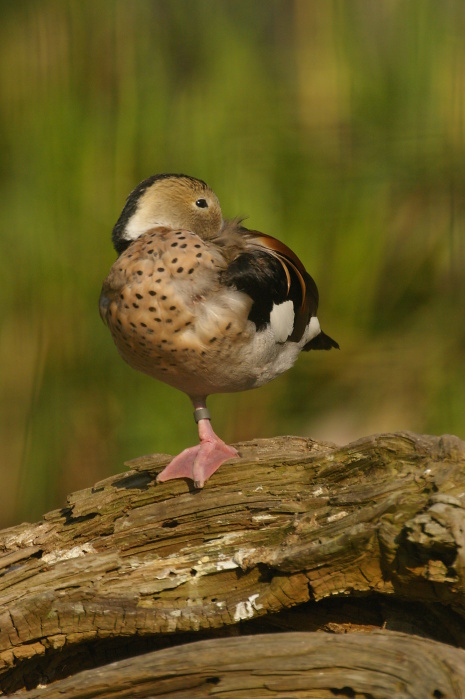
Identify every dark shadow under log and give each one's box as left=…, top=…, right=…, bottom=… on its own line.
left=0, top=432, right=464, bottom=696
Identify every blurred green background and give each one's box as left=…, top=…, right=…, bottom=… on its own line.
left=1, top=0, right=464, bottom=528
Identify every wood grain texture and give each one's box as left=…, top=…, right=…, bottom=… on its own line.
left=1, top=432, right=464, bottom=695
left=18, top=631, right=465, bottom=699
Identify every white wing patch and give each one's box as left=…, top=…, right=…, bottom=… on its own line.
left=270, top=300, right=295, bottom=342
left=306, top=315, right=321, bottom=342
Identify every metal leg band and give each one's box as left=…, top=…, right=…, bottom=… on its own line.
left=194, top=407, right=211, bottom=423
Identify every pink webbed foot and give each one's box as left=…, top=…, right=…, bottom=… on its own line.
left=156, top=419, right=239, bottom=488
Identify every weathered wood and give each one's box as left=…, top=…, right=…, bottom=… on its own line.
left=0, top=432, right=464, bottom=695
left=17, top=631, right=465, bottom=699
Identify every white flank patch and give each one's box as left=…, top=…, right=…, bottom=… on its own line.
left=306, top=315, right=321, bottom=342
left=270, top=300, right=294, bottom=342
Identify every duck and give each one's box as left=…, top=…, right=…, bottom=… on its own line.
left=99, top=174, right=338, bottom=488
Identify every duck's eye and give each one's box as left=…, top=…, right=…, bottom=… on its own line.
left=195, top=198, right=208, bottom=209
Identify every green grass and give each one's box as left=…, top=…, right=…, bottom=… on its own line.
left=1, top=0, right=464, bottom=526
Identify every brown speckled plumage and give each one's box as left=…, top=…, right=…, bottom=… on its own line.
left=100, top=226, right=255, bottom=397
left=100, top=174, right=338, bottom=487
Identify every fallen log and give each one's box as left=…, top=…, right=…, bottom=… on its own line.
left=17, top=631, right=465, bottom=699
left=1, top=432, right=464, bottom=696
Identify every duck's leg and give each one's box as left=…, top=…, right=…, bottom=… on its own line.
left=156, top=399, right=239, bottom=488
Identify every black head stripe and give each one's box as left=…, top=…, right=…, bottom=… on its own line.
left=111, top=173, right=208, bottom=255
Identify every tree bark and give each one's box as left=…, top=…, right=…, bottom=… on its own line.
left=1, top=432, right=464, bottom=697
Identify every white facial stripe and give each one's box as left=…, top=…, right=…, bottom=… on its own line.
left=124, top=211, right=173, bottom=241
left=270, top=300, right=295, bottom=342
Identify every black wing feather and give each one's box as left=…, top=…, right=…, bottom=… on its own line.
left=221, top=226, right=338, bottom=349
left=221, top=250, right=312, bottom=339
left=304, top=330, right=339, bottom=351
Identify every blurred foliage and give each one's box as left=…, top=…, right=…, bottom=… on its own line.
left=0, top=0, right=464, bottom=527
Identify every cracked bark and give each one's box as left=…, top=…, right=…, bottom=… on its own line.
left=0, top=432, right=464, bottom=697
